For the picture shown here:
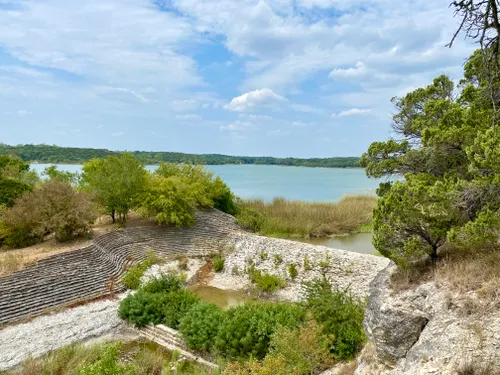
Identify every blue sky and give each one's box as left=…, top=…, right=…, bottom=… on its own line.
left=0, top=0, right=473, bottom=157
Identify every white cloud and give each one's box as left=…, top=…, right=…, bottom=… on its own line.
left=238, top=113, right=273, bottom=120
left=175, top=114, right=202, bottom=120
left=17, top=110, right=30, bottom=116
left=112, top=131, right=124, bottom=137
left=329, top=61, right=367, bottom=80
left=333, top=108, right=372, bottom=117
left=224, top=88, right=286, bottom=112
left=0, top=0, right=201, bottom=88
left=220, top=120, right=252, bottom=132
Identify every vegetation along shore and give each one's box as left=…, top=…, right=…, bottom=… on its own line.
left=0, top=143, right=361, bottom=168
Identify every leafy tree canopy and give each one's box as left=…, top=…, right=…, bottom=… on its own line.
left=361, top=50, right=500, bottom=267
left=81, top=153, right=147, bottom=223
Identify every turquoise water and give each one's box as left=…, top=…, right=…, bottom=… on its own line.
left=30, top=164, right=382, bottom=202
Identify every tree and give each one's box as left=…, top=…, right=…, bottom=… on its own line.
left=81, top=153, right=147, bottom=223
left=361, top=51, right=500, bottom=267
left=0, top=181, right=97, bottom=247
left=0, top=156, right=38, bottom=208
left=140, top=175, right=198, bottom=226
left=42, top=165, right=79, bottom=185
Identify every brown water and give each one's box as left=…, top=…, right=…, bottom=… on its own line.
left=297, top=232, right=377, bottom=254
left=188, top=285, right=252, bottom=310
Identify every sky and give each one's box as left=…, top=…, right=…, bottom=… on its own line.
left=0, top=0, right=474, bottom=158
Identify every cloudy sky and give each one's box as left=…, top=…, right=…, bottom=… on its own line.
left=0, top=0, right=473, bottom=157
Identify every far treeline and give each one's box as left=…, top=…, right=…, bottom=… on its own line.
left=0, top=144, right=361, bottom=168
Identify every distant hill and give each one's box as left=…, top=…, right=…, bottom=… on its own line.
left=0, top=144, right=361, bottom=168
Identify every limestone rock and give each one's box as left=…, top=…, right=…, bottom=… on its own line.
left=357, top=264, right=500, bottom=375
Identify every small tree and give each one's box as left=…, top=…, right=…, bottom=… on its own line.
left=0, top=181, right=97, bottom=247
left=81, top=153, right=147, bottom=223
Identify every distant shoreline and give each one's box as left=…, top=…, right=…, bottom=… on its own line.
left=1, top=143, right=361, bottom=169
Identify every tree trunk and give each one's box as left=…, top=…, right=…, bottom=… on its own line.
left=111, top=209, right=115, bottom=224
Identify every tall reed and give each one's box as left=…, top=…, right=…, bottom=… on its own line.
left=236, top=195, right=377, bottom=238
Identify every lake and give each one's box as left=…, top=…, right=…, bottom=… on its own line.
left=30, top=164, right=382, bottom=202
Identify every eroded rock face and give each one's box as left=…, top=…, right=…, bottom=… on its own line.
left=358, top=264, right=500, bottom=375
left=363, top=264, right=430, bottom=364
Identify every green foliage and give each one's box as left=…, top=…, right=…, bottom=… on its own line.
left=273, top=254, right=283, bottom=266
left=141, top=274, right=184, bottom=294
left=268, top=320, right=335, bottom=375
left=0, top=143, right=361, bottom=168
left=121, top=253, right=163, bottom=290
left=215, top=301, right=306, bottom=359
left=0, top=181, right=96, bottom=248
left=42, top=165, right=79, bottom=185
left=248, top=267, right=286, bottom=292
left=140, top=174, right=197, bottom=227
left=141, top=163, right=238, bottom=226
left=304, top=278, right=366, bottom=360
left=119, top=275, right=198, bottom=329
left=213, top=254, right=225, bottom=273
left=119, top=291, right=171, bottom=327
left=0, top=179, right=31, bottom=208
left=361, top=52, right=500, bottom=266
left=0, top=155, right=34, bottom=208
left=179, top=302, right=225, bottom=352
left=81, top=153, right=147, bottom=223
left=288, top=263, right=298, bottom=279
left=76, top=343, right=130, bottom=375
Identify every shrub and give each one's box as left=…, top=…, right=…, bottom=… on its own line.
left=141, top=274, right=184, bottom=294
left=121, top=252, right=163, bottom=290
left=249, top=267, right=286, bottom=292
left=213, top=254, right=225, bottom=273
left=162, top=289, right=200, bottom=329
left=118, top=291, right=171, bottom=327
left=288, top=263, right=298, bottom=279
left=304, top=278, right=366, bottom=360
left=0, top=181, right=97, bottom=248
left=118, top=287, right=199, bottom=329
left=268, top=320, right=335, bottom=375
left=215, top=301, right=306, bottom=359
left=179, top=302, right=226, bottom=352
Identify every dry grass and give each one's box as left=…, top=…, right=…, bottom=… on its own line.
left=237, top=195, right=376, bottom=238
left=434, top=248, right=500, bottom=309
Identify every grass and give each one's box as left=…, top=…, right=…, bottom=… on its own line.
left=1, top=340, right=215, bottom=375
left=236, top=195, right=376, bottom=238
left=434, top=247, right=500, bottom=311
left=248, top=267, right=286, bottom=292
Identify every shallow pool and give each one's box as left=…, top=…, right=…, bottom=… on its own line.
left=297, top=232, right=377, bottom=254
left=188, top=285, right=253, bottom=310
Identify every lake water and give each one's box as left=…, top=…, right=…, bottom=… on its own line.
left=30, top=164, right=382, bottom=202
left=188, top=285, right=252, bottom=310
left=297, top=232, right=377, bottom=254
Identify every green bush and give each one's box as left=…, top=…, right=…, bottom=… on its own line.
left=235, top=205, right=264, bottom=232
left=162, top=289, right=200, bottom=329
left=288, top=263, right=298, bottom=279
left=215, top=301, right=306, bottom=359
left=121, top=253, right=162, bottom=290
left=179, top=302, right=225, bottom=352
left=118, top=291, right=170, bottom=327
left=118, top=284, right=199, bottom=329
left=304, top=278, right=366, bottom=360
left=249, top=267, right=286, bottom=292
left=141, top=274, right=183, bottom=294
left=213, top=254, right=225, bottom=273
